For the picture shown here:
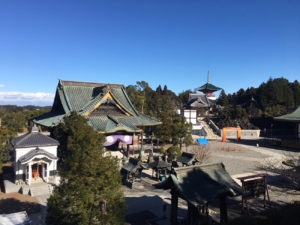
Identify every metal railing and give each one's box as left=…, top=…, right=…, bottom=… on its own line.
left=204, top=118, right=221, bottom=136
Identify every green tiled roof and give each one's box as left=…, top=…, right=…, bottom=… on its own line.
left=195, top=82, right=222, bottom=92
left=156, top=162, right=243, bottom=206
left=274, top=106, right=300, bottom=122
left=34, top=112, right=65, bottom=127
left=35, top=80, right=161, bottom=133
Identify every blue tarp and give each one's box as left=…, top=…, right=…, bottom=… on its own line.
left=197, top=138, right=208, bottom=145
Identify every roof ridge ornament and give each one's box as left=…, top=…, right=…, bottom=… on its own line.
left=207, top=71, right=210, bottom=84
left=31, top=124, right=39, bottom=133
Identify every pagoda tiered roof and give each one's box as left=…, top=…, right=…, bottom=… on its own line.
left=34, top=80, right=161, bottom=133
left=195, top=82, right=222, bottom=92
left=195, top=71, right=222, bottom=93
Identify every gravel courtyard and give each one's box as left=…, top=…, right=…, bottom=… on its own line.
left=124, top=139, right=300, bottom=224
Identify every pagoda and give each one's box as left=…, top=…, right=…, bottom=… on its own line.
left=195, top=71, right=222, bottom=100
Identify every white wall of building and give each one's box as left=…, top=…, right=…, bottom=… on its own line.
left=180, top=109, right=197, bottom=125
left=15, top=146, right=57, bottom=161
left=14, top=145, right=58, bottom=179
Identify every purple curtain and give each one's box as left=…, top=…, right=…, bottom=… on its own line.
left=103, top=135, right=133, bottom=146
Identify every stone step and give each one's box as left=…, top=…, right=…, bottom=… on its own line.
left=200, top=120, right=220, bottom=139
left=29, top=183, right=51, bottom=197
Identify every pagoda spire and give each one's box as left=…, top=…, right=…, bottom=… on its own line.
left=207, top=71, right=210, bottom=84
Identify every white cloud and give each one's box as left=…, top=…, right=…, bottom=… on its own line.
left=0, top=84, right=4, bottom=88
left=0, top=91, right=55, bottom=106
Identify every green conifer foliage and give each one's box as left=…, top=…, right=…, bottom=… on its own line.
left=46, top=112, right=126, bottom=225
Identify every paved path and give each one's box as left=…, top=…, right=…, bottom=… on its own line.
left=28, top=187, right=50, bottom=225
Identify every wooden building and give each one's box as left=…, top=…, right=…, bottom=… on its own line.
left=156, top=163, right=243, bottom=225
left=35, top=80, right=161, bottom=148
left=274, top=106, right=300, bottom=140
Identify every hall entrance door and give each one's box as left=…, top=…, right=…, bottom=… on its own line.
left=32, top=163, right=43, bottom=178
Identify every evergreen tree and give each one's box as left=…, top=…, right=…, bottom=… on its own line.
left=217, top=90, right=229, bottom=106
left=154, top=112, right=192, bottom=148
left=178, top=90, right=192, bottom=107
left=46, top=112, right=126, bottom=225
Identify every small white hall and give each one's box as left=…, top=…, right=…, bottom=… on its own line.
left=11, top=125, right=59, bottom=185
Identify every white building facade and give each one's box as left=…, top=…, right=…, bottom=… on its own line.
left=11, top=126, right=59, bottom=185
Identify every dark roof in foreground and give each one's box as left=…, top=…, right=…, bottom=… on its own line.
left=176, top=152, right=197, bottom=165
left=148, top=157, right=171, bottom=169
left=121, top=158, right=147, bottom=173
left=34, top=80, right=161, bottom=133
left=18, top=147, right=58, bottom=164
left=274, top=106, right=300, bottom=122
left=11, top=126, right=59, bottom=148
left=156, top=162, right=243, bottom=206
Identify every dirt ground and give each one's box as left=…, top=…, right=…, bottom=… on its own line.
left=0, top=192, right=40, bottom=214
left=0, top=163, right=40, bottom=215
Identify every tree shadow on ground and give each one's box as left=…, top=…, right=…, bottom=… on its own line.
left=256, top=160, right=300, bottom=190
left=125, top=195, right=187, bottom=225
left=234, top=139, right=300, bottom=153
left=0, top=197, right=43, bottom=214
left=209, top=195, right=283, bottom=222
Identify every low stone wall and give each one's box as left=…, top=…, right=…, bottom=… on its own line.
left=223, top=130, right=261, bottom=139
left=3, top=180, right=21, bottom=194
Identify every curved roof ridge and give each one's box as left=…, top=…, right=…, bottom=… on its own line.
left=121, top=87, right=139, bottom=115
left=79, top=91, right=106, bottom=115
left=109, top=88, right=134, bottom=116
left=60, top=82, right=72, bottom=112
left=18, top=147, right=58, bottom=164
left=60, top=79, right=123, bottom=88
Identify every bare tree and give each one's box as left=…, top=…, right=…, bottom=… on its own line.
left=187, top=144, right=211, bottom=164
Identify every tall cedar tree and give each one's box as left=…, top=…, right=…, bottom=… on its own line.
left=46, top=113, right=126, bottom=225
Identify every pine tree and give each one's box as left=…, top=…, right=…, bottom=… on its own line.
left=217, top=89, right=229, bottom=106
left=46, top=112, right=126, bottom=225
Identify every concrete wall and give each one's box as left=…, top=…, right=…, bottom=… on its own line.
left=223, top=130, right=261, bottom=139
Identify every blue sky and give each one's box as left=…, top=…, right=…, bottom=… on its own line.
left=0, top=0, right=299, bottom=105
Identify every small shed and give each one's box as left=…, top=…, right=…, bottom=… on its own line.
left=156, top=163, right=243, bottom=224
left=121, top=158, right=147, bottom=184
left=148, top=157, right=171, bottom=180
left=274, top=106, right=300, bottom=139
left=176, top=152, right=198, bottom=166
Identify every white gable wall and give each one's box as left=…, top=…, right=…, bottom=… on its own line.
left=15, top=146, right=57, bottom=162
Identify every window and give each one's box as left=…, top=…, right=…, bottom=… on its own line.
left=26, top=165, right=29, bottom=179
left=44, top=164, right=47, bottom=177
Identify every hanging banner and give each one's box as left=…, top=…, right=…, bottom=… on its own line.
left=103, top=135, right=133, bottom=146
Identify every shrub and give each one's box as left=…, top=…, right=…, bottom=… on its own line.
left=167, top=146, right=181, bottom=161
